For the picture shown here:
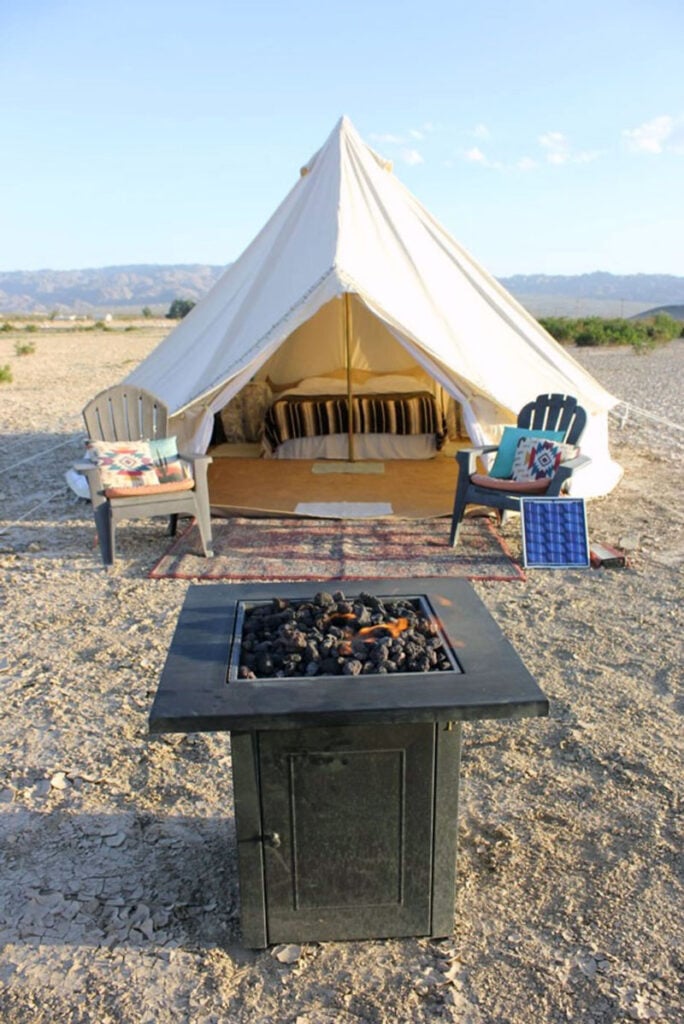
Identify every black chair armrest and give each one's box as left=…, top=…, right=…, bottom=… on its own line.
left=455, top=445, right=499, bottom=476
left=546, top=454, right=592, bottom=495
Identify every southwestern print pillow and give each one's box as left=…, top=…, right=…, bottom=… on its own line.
left=86, top=440, right=159, bottom=489
left=511, top=437, right=579, bottom=482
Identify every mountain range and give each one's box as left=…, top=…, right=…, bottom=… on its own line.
left=0, top=265, right=683, bottom=318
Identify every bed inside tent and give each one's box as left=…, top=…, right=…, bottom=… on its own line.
left=206, top=294, right=468, bottom=517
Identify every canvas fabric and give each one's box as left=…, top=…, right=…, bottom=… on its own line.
left=125, top=116, right=622, bottom=498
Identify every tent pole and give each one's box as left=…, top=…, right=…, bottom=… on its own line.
left=344, top=292, right=356, bottom=462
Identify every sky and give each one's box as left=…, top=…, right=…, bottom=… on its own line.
left=1, top=0, right=683, bottom=277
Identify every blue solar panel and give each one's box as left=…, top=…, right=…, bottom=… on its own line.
left=521, top=498, right=590, bottom=569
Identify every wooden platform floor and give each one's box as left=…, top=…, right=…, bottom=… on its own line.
left=208, top=456, right=459, bottom=519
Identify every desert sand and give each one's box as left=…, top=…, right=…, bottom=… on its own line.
left=0, top=324, right=682, bottom=1023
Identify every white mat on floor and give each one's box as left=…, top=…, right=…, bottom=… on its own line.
left=294, top=501, right=394, bottom=518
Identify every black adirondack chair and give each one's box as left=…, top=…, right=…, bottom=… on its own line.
left=449, top=393, right=591, bottom=548
left=77, top=385, right=213, bottom=566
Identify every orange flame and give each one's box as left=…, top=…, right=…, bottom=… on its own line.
left=357, top=617, right=410, bottom=641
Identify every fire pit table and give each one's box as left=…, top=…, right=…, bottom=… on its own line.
left=149, top=578, right=548, bottom=948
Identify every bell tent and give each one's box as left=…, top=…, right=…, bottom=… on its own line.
left=127, top=116, right=622, bottom=497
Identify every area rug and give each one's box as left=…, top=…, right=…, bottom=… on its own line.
left=149, top=516, right=525, bottom=582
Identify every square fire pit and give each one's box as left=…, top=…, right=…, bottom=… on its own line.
left=149, top=578, right=548, bottom=948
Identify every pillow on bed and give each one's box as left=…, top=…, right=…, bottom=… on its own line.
left=219, top=397, right=245, bottom=442
left=241, top=381, right=271, bottom=441
left=364, top=374, right=433, bottom=393
left=219, top=381, right=271, bottom=442
left=280, top=376, right=350, bottom=395
left=268, top=370, right=376, bottom=392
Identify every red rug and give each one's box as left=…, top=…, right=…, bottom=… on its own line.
left=149, top=516, right=524, bottom=582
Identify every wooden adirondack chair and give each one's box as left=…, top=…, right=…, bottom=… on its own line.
left=449, top=393, right=591, bottom=548
left=77, top=385, right=213, bottom=566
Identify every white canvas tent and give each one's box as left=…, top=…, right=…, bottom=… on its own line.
left=127, top=116, right=622, bottom=496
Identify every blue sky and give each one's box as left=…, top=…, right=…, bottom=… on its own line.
left=1, top=0, right=682, bottom=276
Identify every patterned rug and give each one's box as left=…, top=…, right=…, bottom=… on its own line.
left=149, top=516, right=524, bottom=582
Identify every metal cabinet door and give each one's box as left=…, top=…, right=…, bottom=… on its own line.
left=257, top=722, right=437, bottom=944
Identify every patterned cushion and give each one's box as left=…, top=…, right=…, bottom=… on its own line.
left=86, top=440, right=159, bottom=489
left=489, top=427, right=566, bottom=478
left=148, top=437, right=193, bottom=485
left=511, top=437, right=578, bottom=482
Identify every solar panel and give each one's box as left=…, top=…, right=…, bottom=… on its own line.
left=520, top=497, right=590, bottom=569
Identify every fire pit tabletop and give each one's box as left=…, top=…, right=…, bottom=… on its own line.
left=149, top=579, right=548, bottom=734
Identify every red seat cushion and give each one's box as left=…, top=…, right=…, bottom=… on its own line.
left=470, top=473, right=550, bottom=495
left=104, top=478, right=195, bottom=499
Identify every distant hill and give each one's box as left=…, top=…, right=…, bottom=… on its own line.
left=0, top=264, right=227, bottom=315
left=0, top=265, right=682, bottom=317
left=631, top=304, right=684, bottom=322
left=499, top=272, right=684, bottom=319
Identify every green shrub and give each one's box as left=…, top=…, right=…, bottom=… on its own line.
left=646, top=312, right=680, bottom=343
left=166, top=298, right=196, bottom=320
left=1, top=322, right=14, bottom=332
left=539, top=313, right=679, bottom=351
left=142, top=306, right=153, bottom=318
left=0, top=364, right=13, bottom=383
left=539, top=317, right=576, bottom=343
left=93, top=320, right=108, bottom=330
left=24, top=323, right=38, bottom=333
left=14, top=340, right=36, bottom=356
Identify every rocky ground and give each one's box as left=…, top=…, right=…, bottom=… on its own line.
left=0, top=325, right=682, bottom=1023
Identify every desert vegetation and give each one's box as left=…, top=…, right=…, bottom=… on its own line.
left=166, top=297, right=196, bottom=319
left=539, top=312, right=682, bottom=351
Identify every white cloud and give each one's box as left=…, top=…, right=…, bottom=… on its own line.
left=538, top=131, right=600, bottom=166
left=574, top=149, right=601, bottom=164
left=401, top=148, right=424, bottom=166
left=464, top=147, right=502, bottom=170
left=623, top=114, right=684, bottom=154
left=371, top=122, right=437, bottom=147
left=473, top=123, right=490, bottom=139
left=539, top=131, right=569, bottom=164
left=465, top=146, right=488, bottom=164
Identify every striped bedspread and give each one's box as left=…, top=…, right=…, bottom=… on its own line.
left=263, top=391, right=447, bottom=453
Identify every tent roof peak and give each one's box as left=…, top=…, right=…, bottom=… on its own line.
left=300, top=116, right=393, bottom=178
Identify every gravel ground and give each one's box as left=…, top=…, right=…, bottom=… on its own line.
left=0, top=327, right=681, bottom=1023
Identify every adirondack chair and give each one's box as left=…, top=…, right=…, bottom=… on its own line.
left=77, top=385, right=213, bottom=566
left=449, top=393, right=591, bottom=548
